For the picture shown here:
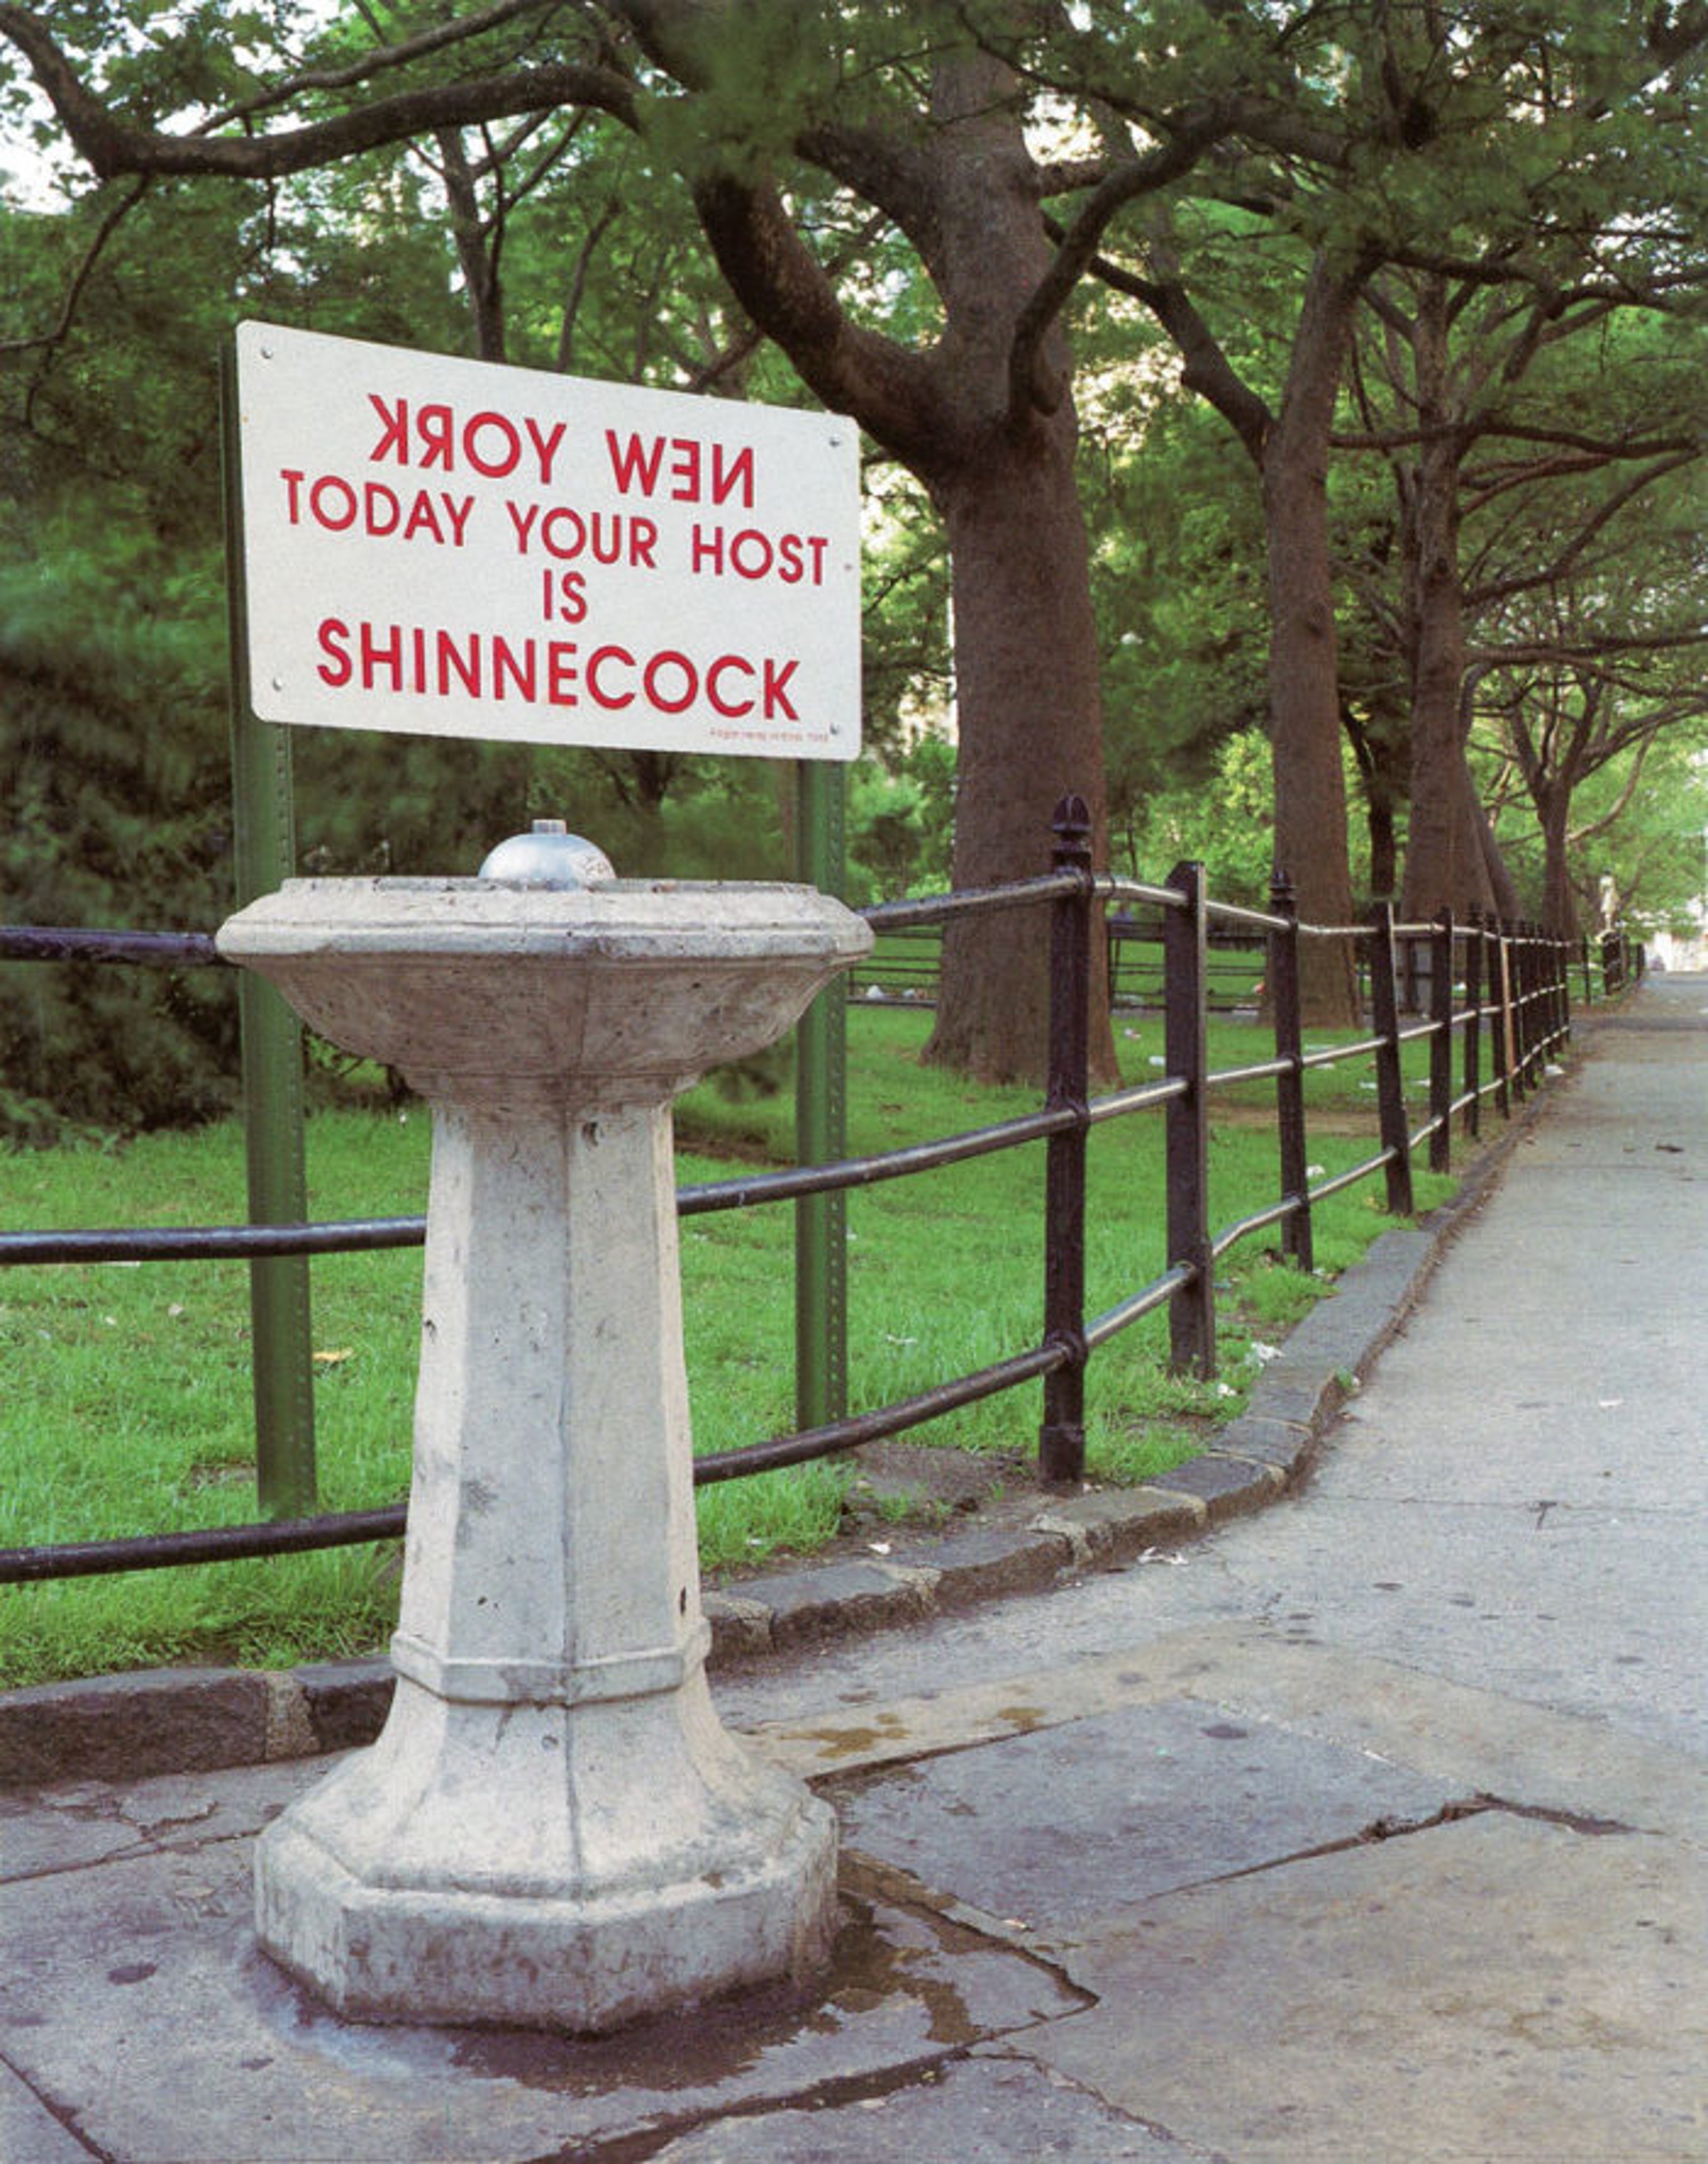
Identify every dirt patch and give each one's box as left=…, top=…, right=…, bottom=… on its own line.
left=839, top=1439, right=1023, bottom=1526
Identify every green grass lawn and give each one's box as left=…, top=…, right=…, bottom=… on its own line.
left=0, top=1006, right=1463, bottom=1687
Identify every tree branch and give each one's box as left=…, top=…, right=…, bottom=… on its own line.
left=0, top=175, right=148, bottom=368
left=1470, top=627, right=1708, bottom=667
left=0, top=6, right=637, bottom=179
left=1469, top=449, right=1701, bottom=603
left=689, top=168, right=945, bottom=464
left=1569, top=733, right=1653, bottom=848
left=1008, top=117, right=1222, bottom=422
left=203, top=0, right=566, bottom=135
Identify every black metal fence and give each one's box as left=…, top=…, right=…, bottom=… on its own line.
left=2, top=798, right=1606, bottom=1584
left=850, top=899, right=1638, bottom=1018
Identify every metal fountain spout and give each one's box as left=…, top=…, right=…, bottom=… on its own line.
left=476, top=818, right=615, bottom=889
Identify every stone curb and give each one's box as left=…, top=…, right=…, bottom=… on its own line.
left=0, top=1091, right=1548, bottom=1792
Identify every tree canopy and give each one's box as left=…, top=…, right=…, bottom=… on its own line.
left=2, top=0, right=1704, bottom=1134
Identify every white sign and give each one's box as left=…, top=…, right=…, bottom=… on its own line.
left=233, top=321, right=860, bottom=759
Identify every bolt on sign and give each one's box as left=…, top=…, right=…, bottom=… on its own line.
left=232, top=322, right=861, bottom=759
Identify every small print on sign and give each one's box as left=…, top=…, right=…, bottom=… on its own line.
left=233, top=322, right=861, bottom=760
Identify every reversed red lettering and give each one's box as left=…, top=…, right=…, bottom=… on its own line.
left=367, top=396, right=408, bottom=464
left=605, top=431, right=667, bottom=496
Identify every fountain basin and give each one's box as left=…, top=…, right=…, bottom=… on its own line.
left=217, top=876, right=869, bottom=1102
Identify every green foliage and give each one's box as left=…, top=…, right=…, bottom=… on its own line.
left=0, top=539, right=239, bottom=1142
left=1556, top=738, right=1708, bottom=935
left=1114, top=729, right=1276, bottom=903
left=845, top=736, right=954, bottom=904
left=638, top=3, right=846, bottom=182
left=0, top=68, right=815, bottom=1139
left=1088, top=389, right=1271, bottom=829
left=859, top=467, right=953, bottom=757
left=1061, top=0, right=1708, bottom=923
left=0, top=141, right=488, bottom=1140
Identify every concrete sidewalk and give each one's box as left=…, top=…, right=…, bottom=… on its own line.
left=3, top=977, right=1704, bottom=2162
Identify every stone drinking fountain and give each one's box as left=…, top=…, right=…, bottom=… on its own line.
left=217, top=827, right=871, bottom=2031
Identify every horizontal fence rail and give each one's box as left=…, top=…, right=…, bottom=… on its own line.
left=2, top=808, right=1626, bottom=1584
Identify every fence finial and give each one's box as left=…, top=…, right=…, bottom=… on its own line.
left=1052, top=793, right=1092, bottom=864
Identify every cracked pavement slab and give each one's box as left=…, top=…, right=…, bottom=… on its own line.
left=820, top=1694, right=1452, bottom=1946
left=1025, top=1809, right=1706, bottom=2164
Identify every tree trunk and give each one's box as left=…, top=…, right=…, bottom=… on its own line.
left=687, top=41, right=1117, bottom=1085
left=1475, top=796, right=1522, bottom=922
left=1537, top=782, right=1577, bottom=937
left=1140, top=245, right=1361, bottom=1017
left=1345, top=704, right=1407, bottom=902
left=924, top=418, right=1113, bottom=1084
left=1398, top=276, right=1499, bottom=922
left=1262, top=256, right=1361, bottom=1023
left=918, top=49, right=1113, bottom=1085
left=1401, top=536, right=1481, bottom=918
left=1367, top=794, right=1398, bottom=903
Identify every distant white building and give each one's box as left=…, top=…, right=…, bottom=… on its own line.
left=1607, top=793, right=1708, bottom=972
left=1647, top=928, right=1707, bottom=972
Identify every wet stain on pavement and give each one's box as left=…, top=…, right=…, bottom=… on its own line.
left=419, top=1852, right=1086, bottom=2097
left=992, top=1704, right=1050, bottom=1734
left=788, top=1711, right=915, bottom=1763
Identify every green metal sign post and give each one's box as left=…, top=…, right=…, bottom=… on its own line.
left=794, top=759, right=850, bottom=1432
left=221, top=342, right=318, bottom=1517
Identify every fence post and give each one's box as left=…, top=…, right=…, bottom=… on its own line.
left=1164, top=860, right=1215, bottom=1377
left=1559, top=930, right=1573, bottom=1051
left=1515, top=926, right=1532, bottom=1091
left=794, top=759, right=850, bottom=1433
left=1039, top=795, right=1092, bottom=1485
left=1559, top=931, right=1575, bottom=1047
left=1366, top=902, right=1414, bottom=1217
left=1492, top=923, right=1514, bottom=1119
left=1516, top=923, right=1538, bottom=1093
left=1268, top=869, right=1312, bottom=1275
left=1428, top=907, right=1454, bottom=1174
left=1462, top=912, right=1484, bottom=1141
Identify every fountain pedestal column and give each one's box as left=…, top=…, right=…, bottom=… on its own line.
left=218, top=874, right=870, bottom=2032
